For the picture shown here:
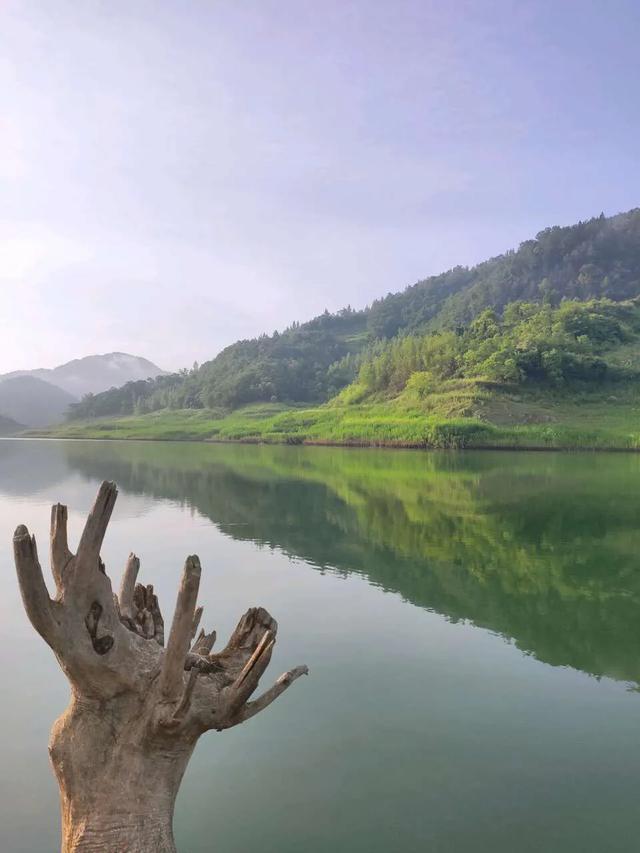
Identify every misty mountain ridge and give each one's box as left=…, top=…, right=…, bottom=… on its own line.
left=1, top=352, right=166, bottom=398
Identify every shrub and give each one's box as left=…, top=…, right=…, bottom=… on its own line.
left=404, top=371, right=436, bottom=399
left=423, top=419, right=492, bottom=449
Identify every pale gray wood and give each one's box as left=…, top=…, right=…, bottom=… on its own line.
left=77, top=480, right=118, bottom=561
left=118, top=552, right=140, bottom=621
left=232, top=629, right=273, bottom=689
left=191, top=605, right=204, bottom=640
left=49, top=503, right=71, bottom=590
left=239, top=666, right=309, bottom=723
left=191, top=627, right=216, bottom=655
left=14, top=526, right=59, bottom=646
left=13, top=480, right=308, bottom=853
left=159, top=556, right=201, bottom=700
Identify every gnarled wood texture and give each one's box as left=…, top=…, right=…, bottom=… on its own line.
left=14, top=481, right=308, bottom=852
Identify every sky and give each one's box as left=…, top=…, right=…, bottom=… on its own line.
left=0, top=0, right=639, bottom=372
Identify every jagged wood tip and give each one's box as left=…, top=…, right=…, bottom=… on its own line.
left=159, top=555, right=202, bottom=699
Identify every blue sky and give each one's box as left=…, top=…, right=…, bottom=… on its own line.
left=1, top=0, right=638, bottom=371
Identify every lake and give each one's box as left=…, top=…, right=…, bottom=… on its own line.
left=1, top=439, right=640, bottom=852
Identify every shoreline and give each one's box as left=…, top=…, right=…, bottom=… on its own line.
left=14, top=431, right=640, bottom=453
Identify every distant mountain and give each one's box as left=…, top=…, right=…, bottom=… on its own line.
left=1, top=352, right=165, bottom=398
left=0, top=376, right=77, bottom=427
left=0, top=413, right=25, bottom=435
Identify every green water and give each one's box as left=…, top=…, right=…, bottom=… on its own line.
left=1, top=439, right=640, bottom=852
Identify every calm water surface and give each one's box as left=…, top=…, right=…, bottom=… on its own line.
left=1, top=439, right=640, bottom=852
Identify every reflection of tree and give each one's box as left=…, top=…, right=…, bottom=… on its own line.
left=63, top=441, right=640, bottom=685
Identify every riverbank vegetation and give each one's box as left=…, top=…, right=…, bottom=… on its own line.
left=30, top=384, right=640, bottom=450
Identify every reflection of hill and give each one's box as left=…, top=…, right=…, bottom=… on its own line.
left=62, top=441, right=640, bottom=685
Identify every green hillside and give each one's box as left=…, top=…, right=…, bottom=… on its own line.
left=37, top=297, right=640, bottom=449
left=33, top=208, right=640, bottom=450
left=345, top=297, right=640, bottom=402
left=366, top=208, right=640, bottom=337
left=67, top=208, right=640, bottom=421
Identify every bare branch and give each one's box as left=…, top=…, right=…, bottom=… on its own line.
left=159, top=555, right=202, bottom=700
left=224, top=606, right=277, bottom=652
left=118, top=553, right=140, bottom=621
left=119, top=578, right=165, bottom=646
left=133, top=582, right=145, bottom=615
left=76, top=480, right=118, bottom=563
left=140, top=603, right=155, bottom=638
left=236, top=666, right=309, bottom=724
left=170, top=666, right=199, bottom=724
left=191, top=628, right=216, bottom=655
left=224, top=635, right=276, bottom=719
left=49, top=503, right=71, bottom=589
left=149, top=588, right=165, bottom=646
left=14, top=525, right=58, bottom=645
left=191, top=605, right=203, bottom=640
left=232, top=629, right=274, bottom=689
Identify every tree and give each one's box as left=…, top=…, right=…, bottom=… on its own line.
left=13, top=482, right=308, bottom=852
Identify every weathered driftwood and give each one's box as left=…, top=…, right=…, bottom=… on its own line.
left=13, top=481, right=308, bottom=852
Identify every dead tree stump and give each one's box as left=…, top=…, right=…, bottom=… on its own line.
left=13, top=481, right=308, bottom=852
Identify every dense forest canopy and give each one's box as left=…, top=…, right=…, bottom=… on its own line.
left=351, top=298, right=640, bottom=400
left=68, top=208, right=640, bottom=420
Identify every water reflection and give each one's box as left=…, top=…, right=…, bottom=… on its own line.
left=45, top=439, right=640, bottom=687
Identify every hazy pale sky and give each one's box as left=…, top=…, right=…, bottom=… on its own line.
left=1, top=0, right=638, bottom=372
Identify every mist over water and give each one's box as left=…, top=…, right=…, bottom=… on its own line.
left=2, top=439, right=640, bottom=852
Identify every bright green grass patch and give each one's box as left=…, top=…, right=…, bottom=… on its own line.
left=27, top=381, right=640, bottom=450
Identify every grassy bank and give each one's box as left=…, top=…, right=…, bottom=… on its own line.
left=26, top=383, right=640, bottom=450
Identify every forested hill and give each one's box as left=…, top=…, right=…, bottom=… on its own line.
left=367, top=208, right=640, bottom=336
left=69, top=208, right=640, bottom=420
